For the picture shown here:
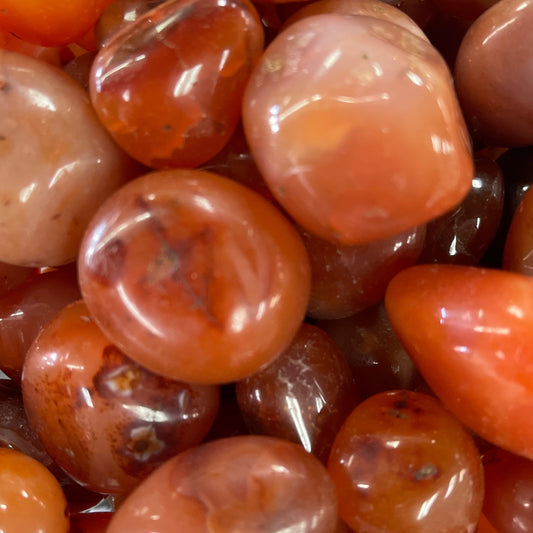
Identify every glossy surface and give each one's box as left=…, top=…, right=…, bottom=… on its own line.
left=0, top=380, right=107, bottom=513
left=95, top=0, right=165, bottom=47
left=22, top=300, right=220, bottom=494
left=108, top=435, right=338, bottom=533
left=503, top=186, right=533, bottom=276
left=0, top=265, right=81, bottom=380
left=385, top=264, right=533, bottom=459
left=243, top=14, right=473, bottom=245
left=90, top=0, right=264, bottom=168
left=328, top=390, right=484, bottom=533
left=78, top=170, right=311, bottom=384
left=483, top=447, right=533, bottom=533
left=284, top=0, right=428, bottom=40
left=0, top=31, right=66, bottom=66
left=0, top=0, right=113, bottom=46
left=455, top=0, right=533, bottom=147
left=301, top=224, right=425, bottom=319
left=419, top=157, right=504, bottom=265
left=0, top=50, right=137, bottom=266
left=317, top=301, right=421, bottom=399
left=0, top=448, right=69, bottom=532
left=236, top=323, right=359, bottom=462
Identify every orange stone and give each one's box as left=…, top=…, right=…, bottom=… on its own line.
left=243, top=14, right=473, bottom=245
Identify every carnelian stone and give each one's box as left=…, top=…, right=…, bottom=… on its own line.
left=284, top=0, right=428, bottom=40
left=90, top=0, right=264, bottom=169
left=318, top=301, right=421, bottom=399
left=455, top=0, right=533, bottom=147
left=328, top=390, right=484, bottom=533
left=0, top=265, right=81, bottom=381
left=94, top=0, right=165, bottom=48
left=483, top=446, right=533, bottom=533
left=482, top=147, right=533, bottom=267
left=107, top=435, right=338, bottom=533
left=0, top=381, right=107, bottom=513
left=419, top=157, right=504, bottom=265
left=236, top=323, right=359, bottom=462
left=385, top=264, right=533, bottom=459
left=0, top=0, right=114, bottom=46
left=0, top=50, right=138, bottom=266
left=78, top=170, right=311, bottom=384
left=22, top=300, right=220, bottom=494
left=503, top=186, right=533, bottom=276
left=0, top=31, right=65, bottom=66
left=300, top=224, right=425, bottom=319
left=0, top=448, right=69, bottom=533
left=243, top=14, right=473, bottom=245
